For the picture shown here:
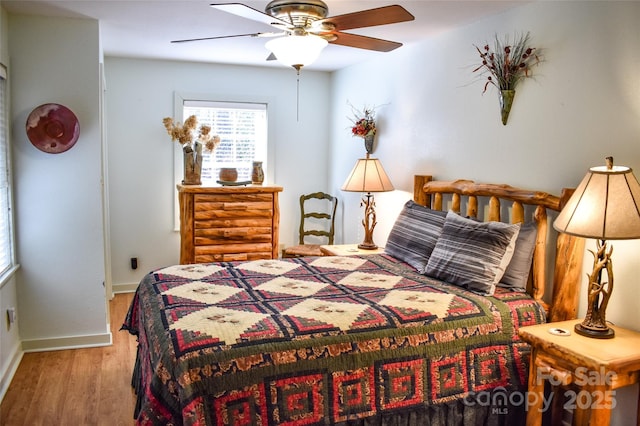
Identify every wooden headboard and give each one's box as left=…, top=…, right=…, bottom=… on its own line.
left=413, top=175, right=585, bottom=322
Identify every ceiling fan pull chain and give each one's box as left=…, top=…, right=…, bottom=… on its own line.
left=297, top=72, right=300, bottom=121
left=294, top=65, right=301, bottom=121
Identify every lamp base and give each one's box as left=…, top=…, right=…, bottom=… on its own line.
left=358, top=192, right=379, bottom=250
left=573, top=239, right=616, bottom=340
left=357, top=242, right=378, bottom=250
left=574, top=322, right=615, bottom=339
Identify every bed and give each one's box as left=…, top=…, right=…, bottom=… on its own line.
left=123, top=175, right=585, bottom=425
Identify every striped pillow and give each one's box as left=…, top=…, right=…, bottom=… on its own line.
left=424, top=211, right=520, bottom=295
left=499, top=221, right=538, bottom=291
left=384, top=201, right=447, bottom=272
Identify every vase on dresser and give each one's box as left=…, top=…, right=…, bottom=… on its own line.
left=219, top=167, right=238, bottom=182
left=252, top=161, right=264, bottom=185
left=182, top=142, right=203, bottom=185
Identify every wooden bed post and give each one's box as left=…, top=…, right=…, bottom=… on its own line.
left=530, top=205, right=548, bottom=308
left=549, top=188, right=586, bottom=322
left=413, top=175, right=432, bottom=207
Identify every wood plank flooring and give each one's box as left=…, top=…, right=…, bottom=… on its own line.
left=0, top=293, right=138, bottom=425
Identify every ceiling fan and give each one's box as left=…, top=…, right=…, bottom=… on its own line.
left=172, top=1, right=415, bottom=69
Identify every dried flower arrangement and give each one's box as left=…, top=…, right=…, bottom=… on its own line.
left=162, top=115, right=220, bottom=152
left=163, top=115, right=221, bottom=184
left=473, top=32, right=541, bottom=94
left=349, top=105, right=377, bottom=139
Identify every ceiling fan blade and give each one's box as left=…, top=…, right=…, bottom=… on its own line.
left=211, top=3, right=291, bottom=29
left=329, top=32, right=402, bottom=52
left=316, top=5, right=414, bottom=31
left=172, top=32, right=285, bottom=43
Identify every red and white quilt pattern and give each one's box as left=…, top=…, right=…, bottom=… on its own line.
left=124, top=254, right=545, bottom=425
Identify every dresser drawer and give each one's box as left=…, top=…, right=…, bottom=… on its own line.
left=194, top=227, right=273, bottom=245
left=195, top=243, right=274, bottom=263
left=194, top=205, right=273, bottom=220
left=194, top=193, right=274, bottom=204
left=195, top=217, right=273, bottom=229
left=194, top=253, right=272, bottom=263
left=194, top=194, right=273, bottom=221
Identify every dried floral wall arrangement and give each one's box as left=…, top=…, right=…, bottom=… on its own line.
left=348, top=103, right=379, bottom=154
left=473, top=32, right=541, bottom=125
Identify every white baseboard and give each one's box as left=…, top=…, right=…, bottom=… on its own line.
left=0, top=343, right=23, bottom=403
left=112, top=282, right=139, bottom=294
left=21, top=331, right=113, bottom=353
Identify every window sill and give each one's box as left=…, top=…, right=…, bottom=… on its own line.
left=0, top=264, right=20, bottom=290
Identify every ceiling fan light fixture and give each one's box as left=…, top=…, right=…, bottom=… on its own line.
left=265, top=34, right=328, bottom=68
left=266, top=0, right=329, bottom=24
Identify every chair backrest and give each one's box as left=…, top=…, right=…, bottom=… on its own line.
left=298, top=192, right=338, bottom=245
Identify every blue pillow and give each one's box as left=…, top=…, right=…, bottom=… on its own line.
left=384, top=201, right=447, bottom=272
left=499, top=221, right=538, bottom=291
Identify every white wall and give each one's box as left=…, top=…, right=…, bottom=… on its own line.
left=9, top=15, right=109, bottom=350
left=329, top=2, right=640, bottom=423
left=104, top=58, right=331, bottom=290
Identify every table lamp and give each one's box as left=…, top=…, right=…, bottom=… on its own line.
left=341, top=153, right=394, bottom=249
left=553, top=157, right=640, bottom=338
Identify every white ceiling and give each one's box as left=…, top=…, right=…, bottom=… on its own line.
left=2, top=0, right=529, bottom=71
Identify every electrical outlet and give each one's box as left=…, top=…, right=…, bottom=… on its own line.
left=7, top=307, right=16, bottom=325
left=131, top=257, right=138, bottom=270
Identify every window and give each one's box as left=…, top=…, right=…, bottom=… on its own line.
left=183, top=100, right=267, bottom=183
left=172, top=93, right=272, bottom=229
left=0, top=64, right=16, bottom=281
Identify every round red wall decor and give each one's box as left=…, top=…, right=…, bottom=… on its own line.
left=26, top=103, right=80, bottom=154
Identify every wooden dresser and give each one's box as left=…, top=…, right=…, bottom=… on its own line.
left=177, top=184, right=283, bottom=264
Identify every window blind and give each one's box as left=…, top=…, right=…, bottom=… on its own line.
left=0, top=64, right=14, bottom=277
left=183, top=101, right=267, bottom=182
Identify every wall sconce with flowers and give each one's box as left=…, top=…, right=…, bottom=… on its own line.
left=349, top=104, right=378, bottom=154
left=473, top=32, right=542, bottom=125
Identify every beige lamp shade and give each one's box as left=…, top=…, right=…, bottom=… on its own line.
left=341, top=156, right=394, bottom=193
left=553, top=159, right=640, bottom=240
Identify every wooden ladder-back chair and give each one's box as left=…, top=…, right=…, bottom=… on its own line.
left=282, top=192, right=338, bottom=258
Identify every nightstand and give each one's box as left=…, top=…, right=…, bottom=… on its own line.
left=320, top=244, right=385, bottom=256
left=518, top=319, right=640, bottom=426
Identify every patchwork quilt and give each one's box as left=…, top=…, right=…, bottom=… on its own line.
left=123, top=254, right=545, bottom=426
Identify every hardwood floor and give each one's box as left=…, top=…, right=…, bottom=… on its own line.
left=0, top=293, right=138, bottom=425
